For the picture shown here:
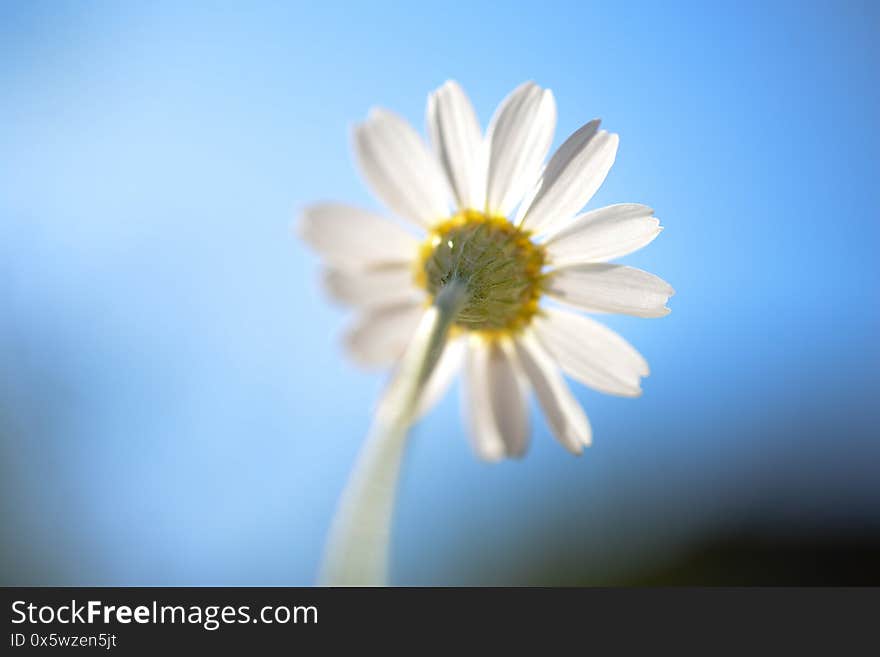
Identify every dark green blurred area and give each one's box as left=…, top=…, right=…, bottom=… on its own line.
left=440, top=526, right=880, bottom=586
left=631, top=532, right=880, bottom=586
left=538, top=530, right=880, bottom=586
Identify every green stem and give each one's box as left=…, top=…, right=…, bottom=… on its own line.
left=319, top=281, right=467, bottom=586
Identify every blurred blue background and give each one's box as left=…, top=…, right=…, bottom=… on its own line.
left=2, top=0, right=878, bottom=585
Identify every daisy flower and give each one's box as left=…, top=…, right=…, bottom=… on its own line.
left=300, top=81, right=673, bottom=584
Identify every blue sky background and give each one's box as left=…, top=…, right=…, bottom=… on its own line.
left=2, top=0, right=878, bottom=584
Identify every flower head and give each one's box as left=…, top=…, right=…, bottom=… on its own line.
left=301, top=81, right=673, bottom=461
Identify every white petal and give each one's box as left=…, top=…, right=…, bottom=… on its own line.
left=462, top=342, right=504, bottom=461
left=427, top=81, right=486, bottom=212
left=547, top=264, right=674, bottom=318
left=544, top=204, right=662, bottom=265
left=518, top=121, right=619, bottom=236
left=373, top=334, right=464, bottom=424
left=343, top=302, right=424, bottom=368
left=299, top=203, right=418, bottom=268
left=485, top=82, right=556, bottom=216
left=463, top=338, right=530, bottom=461
left=513, top=332, right=591, bottom=453
left=322, top=266, right=422, bottom=308
left=414, top=336, right=465, bottom=418
left=534, top=308, right=648, bottom=397
left=353, top=109, right=450, bottom=228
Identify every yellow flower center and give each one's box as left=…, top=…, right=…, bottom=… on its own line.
left=415, top=209, right=546, bottom=337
